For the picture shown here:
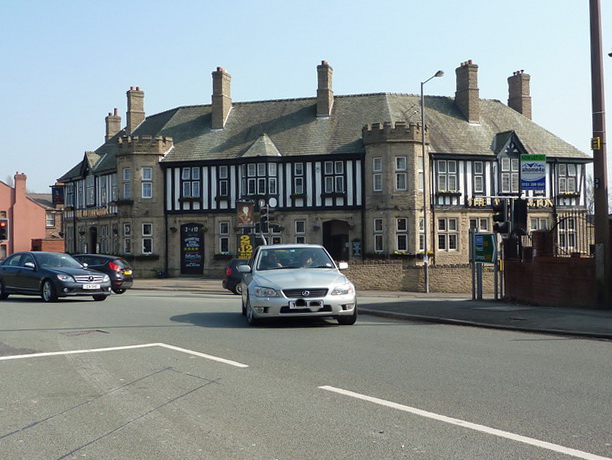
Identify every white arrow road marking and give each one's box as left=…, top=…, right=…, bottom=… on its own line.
left=319, top=385, right=610, bottom=460
left=0, top=343, right=249, bottom=368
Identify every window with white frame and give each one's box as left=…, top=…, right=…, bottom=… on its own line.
left=141, top=167, right=153, bottom=199
left=142, top=223, right=153, bottom=254
left=66, top=183, right=74, bottom=207
left=396, top=218, right=408, bottom=252
left=295, top=220, right=306, bottom=244
left=46, top=212, right=55, bottom=227
left=437, top=217, right=458, bottom=251
left=324, top=161, right=345, bottom=193
left=219, top=221, right=230, bottom=254
left=99, top=225, right=109, bottom=254
left=86, top=174, right=95, bottom=206
left=530, top=217, right=549, bottom=232
left=437, top=160, right=458, bottom=192
left=395, top=157, right=407, bottom=191
left=500, top=157, right=520, bottom=193
left=181, top=167, right=201, bottom=198
left=294, top=163, right=304, bottom=195
left=242, top=162, right=277, bottom=196
left=123, top=238, right=132, bottom=254
left=374, top=218, right=384, bottom=252
left=218, top=166, right=229, bottom=196
left=558, top=164, right=577, bottom=194
left=373, top=158, right=383, bottom=192
left=122, top=168, right=131, bottom=199
left=558, top=217, right=576, bottom=251
left=111, top=173, right=118, bottom=202
left=473, top=161, right=484, bottom=194
left=469, top=217, right=489, bottom=231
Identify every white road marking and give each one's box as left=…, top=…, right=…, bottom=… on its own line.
left=0, top=343, right=249, bottom=368
left=319, top=386, right=610, bottom=460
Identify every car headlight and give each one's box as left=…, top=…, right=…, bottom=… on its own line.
left=254, top=286, right=279, bottom=297
left=331, top=283, right=355, bottom=296
left=56, top=274, right=74, bottom=282
left=103, top=274, right=110, bottom=282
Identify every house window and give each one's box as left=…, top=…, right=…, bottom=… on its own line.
left=219, top=221, right=230, bottom=254
left=218, top=166, right=229, bottom=196
left=437, top=218, right=458, bottom=251
left=374, top=218, right=384, bottom=252
left=373, top=157, right=383, bottom=192
left=395, top=157, right=407, bottom=191
left=469, top=218, right=489, bottom=231
left=140, top=167, right=153, bottom=199
left=437, top=160, right=458, bottom=192
left=396, top=218, right=408, bottom=252
left=324, top=161, right=344, bottom=193
left=123, top=238, right=132, bottom=254
left=99, top=225, right=108, bottom=254
left=86, top=174, right=95, bottom=206
left=418, top=217, right=425, bottom=251
left=558, top=164, right=577, bottom=194
left=530, top=217, right=549, bottom=232
left=181, top=167, right=201, bottom=198
left=142, top=223, right=153, bottom=254
left=66, top=183, right=74, bottom=207
left=558, top=217, right=576, bottom=251
left=294, top=163, right=304, bottom=195
left=46, top=212, right=55, bottom=227
left=242, top=162, right=277, bottom=196
left=295, top=219, right=306, bottom=243
left=123, top=223, right=131, bottom=236
left=122, top=168, right=131, bottom=200
left=501, top=157, right=520, bottom=193
left=473, top=161, right=484, bottom=193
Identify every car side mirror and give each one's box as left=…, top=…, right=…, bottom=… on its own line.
left=237, top=264, right=252, bottom=273
left=338, top=262, right=348, bottom=270
left=24, top=262, right=36, bottom=269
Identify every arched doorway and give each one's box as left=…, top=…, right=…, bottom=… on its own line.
left=322, top=220, right=349, bottom=261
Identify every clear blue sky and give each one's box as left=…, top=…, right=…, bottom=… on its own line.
left=1, top=0, right=610, bottom=192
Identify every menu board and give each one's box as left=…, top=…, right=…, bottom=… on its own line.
left=181, top=223, right=204, bottom=274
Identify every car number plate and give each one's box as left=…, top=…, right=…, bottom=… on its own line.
left=289, top=300, right=322, bottom=309
left=83, top=284, right=100, bottom=290
left=124, top=270, right=132, bottom=275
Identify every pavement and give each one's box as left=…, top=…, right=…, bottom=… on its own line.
left=132, top=278, right=612, bottom=340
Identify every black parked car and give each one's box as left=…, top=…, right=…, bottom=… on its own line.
left=222, top=258, right=248, bottom=295
left=72, top=254, right=134, bottom=294
left=0, top=251, right=112, bottom=302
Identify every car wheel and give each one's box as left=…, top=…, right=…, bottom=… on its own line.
left=112, top=288, right=126, bottom=294
left=246, top=298, right=259, bottom=326
left=0, top=280, right=9, bottom=300
left=41, top=280, right=58, bottom=302
left=232, top=284, right=243, bottom=295
left=93, top=295, right=107, bottom=301
left=337, top=305, right=357, bottom=325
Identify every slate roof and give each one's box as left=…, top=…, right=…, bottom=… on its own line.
left=58, top=92, right=589, bottom=181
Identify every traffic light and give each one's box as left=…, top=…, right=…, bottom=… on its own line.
left=512, top=198, right=528, bottom=235
left=492, top=199, right=510, bottom=234
left=259, top=206, right=269, bottom=233
left=0, top=218, right=8, bottom=241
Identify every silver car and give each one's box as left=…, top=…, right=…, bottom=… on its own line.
left=238, top=244, right=357, bottom=326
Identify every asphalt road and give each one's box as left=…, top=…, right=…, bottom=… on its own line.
left=0, top=290, right=610, bottom=460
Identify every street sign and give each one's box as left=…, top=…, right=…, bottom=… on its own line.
left=473, top=232, right=496, bottom=264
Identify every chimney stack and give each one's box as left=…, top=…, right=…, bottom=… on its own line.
left=316, top=60, right=334, bottom=118
left=455, top=60, right=480, bottom=123
left=508, top=70, right=532, bottom=120
left=14, top=172, right=27, bottom=203
left=126, top=87, right=145, bottom=134
left=105, top=108, right=122, bottom=141
left=212, top=67, right=232, bottom=129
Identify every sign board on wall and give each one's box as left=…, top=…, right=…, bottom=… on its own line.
left=181, top=223, right=204, bottom=275
left=520, top=154, right=546, bottom=191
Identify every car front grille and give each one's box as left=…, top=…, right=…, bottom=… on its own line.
left=74, top=274, right=106, bottom=283
left=282, top=288, right=328, bottom=298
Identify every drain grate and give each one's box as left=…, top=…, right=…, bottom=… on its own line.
left=61, top=330, right=109, bottom=336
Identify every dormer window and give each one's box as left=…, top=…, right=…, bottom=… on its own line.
left=500, top=157, right=519, bottom=194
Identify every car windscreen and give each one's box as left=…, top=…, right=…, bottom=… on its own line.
left=257, top=248, right=334, bottom=270
left=34, top=253, right=84, bottom=269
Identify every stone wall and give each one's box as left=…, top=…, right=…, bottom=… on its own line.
left=344, top=259, right=495, bottom=294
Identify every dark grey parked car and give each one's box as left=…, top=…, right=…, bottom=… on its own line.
left=72, top=254, right=134, bottom=294
left=222, top=258, right=248, bottom=295
left=0, top=251, right=112, bottom=302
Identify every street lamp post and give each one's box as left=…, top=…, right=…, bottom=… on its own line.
left=420, top=70, right=444, bottom=294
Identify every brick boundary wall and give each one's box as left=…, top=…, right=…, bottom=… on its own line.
left=504, top=257, right=596, bottom=308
